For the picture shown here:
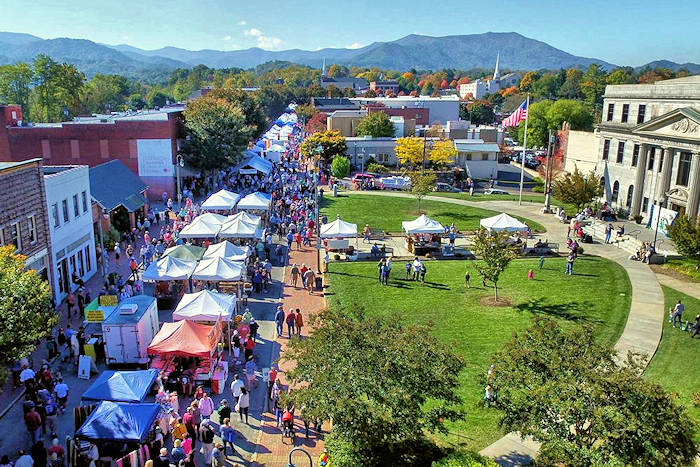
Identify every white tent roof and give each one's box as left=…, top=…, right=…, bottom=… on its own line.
left=201, top=190, right=240, bottom=211
left=173, top=290, right=236, bottom=322
left=203, top=241, right=250, bottom=261
left=142, top=256, right=196, bottom=281
left=320, top=218, right=358, bottom=238
left=402, top=214, right=445, bottom=234
left=237, top=192, right=271, bottom=210
left=480, top=212, right=529, bottom=232
left=218, top=218, right=264, bottom=238
left=180, top=217, right=222, bottom=239
left=192, top=257, right=244, bottom=281
left=268, top=143, right=286, bottom=153
left=226, top=211, right=261, bottom=226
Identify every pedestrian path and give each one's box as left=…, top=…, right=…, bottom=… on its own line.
left=341, top=190, right=666, bottom=466
left=252, top=244, right=327, bottom=466
left=655, top=272, right=700, bottom=300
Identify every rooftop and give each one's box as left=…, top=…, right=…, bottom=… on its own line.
left=0, top=158, right=42, bottom=172
left=89, top=160, right=148, bottom=212
left=25, top=106, right=185, bottom=128
left=44, top=165, right=88, bottom=177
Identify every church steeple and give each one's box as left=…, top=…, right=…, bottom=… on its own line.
left=492, top=52, right=500, bottom=81
left=322, top=58, right=326, bottom=77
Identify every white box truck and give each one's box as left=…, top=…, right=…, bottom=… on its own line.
left=103, top=295, right=159, bottom=366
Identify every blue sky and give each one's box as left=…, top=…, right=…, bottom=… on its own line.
left=0, top=0, right=697, bottom=66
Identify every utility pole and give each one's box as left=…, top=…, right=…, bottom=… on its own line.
left=543, top=130, right=555, bottom=213
left=97, top=210, right=107, bottom=278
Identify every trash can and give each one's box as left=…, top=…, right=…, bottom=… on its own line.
left=315, top=276, right=323, bottom=290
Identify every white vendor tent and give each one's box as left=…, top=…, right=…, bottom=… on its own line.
left=203, top=241, right=251, bottom=261
left=201, top=190, right=240, bottom=211
left=226, top=211, right=261, bottom=226
left=192, top=257, right=244, bottom=281
left=172, top=290, right=237, bottom=322
left=179, top=215, right=224, bottom=239
left=142, top=256, right=197, bottom=281
left=402, top=214, right=445, bottom=234
left=237, top=192, right=271, bottom=211
left=218, top=218, right=264, bottom=239
left=320, top=217, right=358, bottom=238
left=480, top=213, right=529, bottom=232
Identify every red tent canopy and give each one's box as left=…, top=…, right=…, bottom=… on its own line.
left=147, top=320, right=220, bottom=358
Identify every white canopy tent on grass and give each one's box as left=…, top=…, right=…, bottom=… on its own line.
left=320, top=217, right=358, bottom=238
left=237, top=192, right=271, bottom=211
left=142, top=256, right=197, bottom=282
left=172, top=290, right=237, bottom=322
left=402, top=214, right=445, bottom=234
left=480, top=213, right=529, bottom=232
left=179, top=214, right=225, bottom=239
left=201, top=190, right=240, bottom=211
left=192, top=257, right=244, bottom=282
left=218, top=218, right=264, bottom=239
left=203, top=241, right=251, bottom=261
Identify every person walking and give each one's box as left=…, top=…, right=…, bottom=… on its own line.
left=286, top=308, right=296, bottom=337
left=198, top=392, right=215, bottom=420
left=604, top=223, right=613, bottom=244
left=465, top=270, right=471, bottom=288
left=295, top=310, right=304, bottom=337
left=198, top=419, right=215, bottom=466
left=290, top=264, right=300, bottom=287
left=237, top=388, right=250, bottom=423
left=383, top=258, right=392, bottom=285
left=230, top=374, right=245, bottom=408
left=275, top=305, right=285, bottom=338
left=538, top=256, right=545, bottom=270
left=377, top=258, right=385, bottom=284
left=566, top=252, right=575, bottom=275
left=219, top=419, right=236, bottom=456
left=24, top=406, right=42, bottom=445
left=672, top=300, right=685, bottom=327
left=304, top=268, right=315, bottom=295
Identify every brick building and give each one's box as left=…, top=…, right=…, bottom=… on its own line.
left=0, top=104, right=184, bottom=201
left=0, top=158, right=53, bottom=289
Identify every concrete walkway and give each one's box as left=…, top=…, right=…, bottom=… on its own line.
left=655, top=272, right=700, bottom=300
left=340, top=190, right=666, bottom=466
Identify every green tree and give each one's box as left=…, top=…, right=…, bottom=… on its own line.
left=395, top=136, right=425, bottom=166
left=517, top=100, right=552, bottom=148
left=331, top=156, right=351, bottom=179
left=546, top=99, right=593, bottom=131
left=530, top=72, right=561, bottom=100
left=580, top=64, right=607, bottom=108
left=464, top=101, right=495, bottom=125
left=326, top=64, right=348, bottom=78
left=83, top=74, right=131, bottom=113
left=471, top=229, right=518, bottom=300
left=299, top=130, right=347, bottom=166
left=211, top=87, right=266, bottom=136
left=283, top=308, right=464, bottom=466
left=667, top=215, right=700, bottom=267
left=606, top=67, right=635, bottom=85
left=409, top=170, right=437, bottom=213
left=147, top=90, right=169, bottom=108
left=487, top=318, right=698, bottom=466
left=552, top=168, right=602, bottom=211
left=128, top=93, right=146, bottom=110
left=0, top=246, right=55, bottom=382
left=557, top=68, right=583, bottom=100
left=0, top=62, right=34, bottom=119
left=294, top=103, right=317, bottom=124
left=355, top=111, right=395, bottom=137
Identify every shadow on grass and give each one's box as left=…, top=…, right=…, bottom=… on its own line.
left=514, top=298, right=602, bottom=324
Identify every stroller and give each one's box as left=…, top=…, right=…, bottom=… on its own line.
left=282, top=411, right=295, bottom=443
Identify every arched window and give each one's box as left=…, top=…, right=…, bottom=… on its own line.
left=612, top=181, right=620, bottom=202
left=599, top=176, right=606, bottom=198
left=626, top=185, right=634, bottom=208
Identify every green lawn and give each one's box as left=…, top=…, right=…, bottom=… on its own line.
left=320, top=194, right=545, bottom=233
left=431, top=192, right=579, bottom=216
left=645, top=286, right=700, bottom=441
left=326, top=257, right=631, bottom=451
left=657, top=258, right=700, bottom=282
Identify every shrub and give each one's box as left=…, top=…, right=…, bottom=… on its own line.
left=366, top=162, right=389, bottom=174
left=432, top=451, right=498, bottom=467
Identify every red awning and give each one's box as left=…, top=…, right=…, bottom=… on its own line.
left=147, top=320, right=220, bottom=358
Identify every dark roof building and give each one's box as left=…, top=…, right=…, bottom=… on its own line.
left=320, top=76, right=368, bottom=91
left=89, top=160, right=148, bottom=213
left=310, top=97, right=361, bottom=113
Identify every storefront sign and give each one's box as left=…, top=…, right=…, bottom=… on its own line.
left=85, top=309, right=105, bottom=322
left=99, top=294, right=118, bottom=306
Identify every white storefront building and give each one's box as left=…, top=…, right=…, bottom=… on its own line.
left=44, top=166, right=97, bottom=303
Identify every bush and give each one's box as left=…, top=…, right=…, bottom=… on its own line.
left=331, top=156, right=351, bottom=179
left=633, top=214, right=643, bottom=224
left=366, top=162, right=389, bottom=174
left=432, top=451, right=498, bottom=467
left=532, top=185, right=544, bottom=193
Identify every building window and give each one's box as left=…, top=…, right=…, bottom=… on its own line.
left=616, top=142, right=625, bottom=163
left=10, top=222, right=21, bottom=252
left=51, top=203, right=60, bottom=228
left=637, top=105, right=646, bottom=124
left=82, top=191, right=88, bottom=213
left=606, top=103, right=614, bottom=121
left=73, top=194, right=80, bottom=217
left=626, top=185, right=634, bottom=208
left=85, top=245, right=92, bottom=272
left=676, top=152, right=692, bottom=186
left=658, top=152, right=664, bottom=173
left=621, top=104, right=629, bottom=123
left=78, top=250, right=85, bottom=277
left=632, top=144, right=640, bottom=167
left=62, top=199, right=70, bottom=223
left=602, top=140, right=610, bottom=160
left=481, top=153, right=489, bottom=160
left=647, top=148, right=655, bottom=171
left=27, top=215, right=37, bottom=244
left=642, top=197, right=649, bottom=213
left=69, top=255, right=76, bottom=275
left=464, top=153, right=472, bottom=160
left=611, top=181, right=620, bottom=202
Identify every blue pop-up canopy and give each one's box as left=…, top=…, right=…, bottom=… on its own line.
left=81, top=369, right=159, bottom=403
left=76, top=401, right=160, bottom=443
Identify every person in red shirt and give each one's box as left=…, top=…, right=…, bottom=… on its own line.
left=24, top=406, right=42, bottom=444
left=266, top=367, right=278, bottom=411
left=183, top=407, right=197, bottom=449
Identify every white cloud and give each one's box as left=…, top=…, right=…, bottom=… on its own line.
left=243, top=27, right=284, bottom=50
left=237, top=20, right=247, bottom=26
left=346, top=42, right=365, bottom=49
left=244, top=28, right=262, bottom=37
left=223, top=35, right=232, bottom=41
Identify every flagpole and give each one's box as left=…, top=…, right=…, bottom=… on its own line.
left=518, top=95, right=529, bottom=206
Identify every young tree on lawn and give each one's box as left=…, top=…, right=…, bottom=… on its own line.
left=667, top=215, right=700, bottom=267
left=0, top=246, right=55, bottom=383
left=409, top=171, right=437, bottom=214
left=300, top=130, right=347, bottom=166
left=486, top=318, right=698, bottom=466
left=282, top=308, right=464, bottom=466
left=395, top=136, right=425, bottom=166
left=552, top=168, right=602, bottom=211
left=471, top=228, right=517, bottom=300
left=429, top=140, right=457, bottom=168
left=355, top=111, right=395, bottom=138
left=331, top=156, right=350, bottom=179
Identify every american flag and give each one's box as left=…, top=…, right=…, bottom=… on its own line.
left=502, top=97, right=528, bottom=127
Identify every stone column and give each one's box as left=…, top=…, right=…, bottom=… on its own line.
left=686, top=153, right=700, bottom=218
left=631, top=143, right=648, bottom=216
left=658, top=147, right=674, bottom=204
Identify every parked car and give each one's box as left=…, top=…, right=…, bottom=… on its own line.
left=379, top=176, right=411, bottom=190
left=434, top=182, right=461, bottom=192
left=352, top=173, right=375, bottom=188
left=484, top=188, right=510, bottom=195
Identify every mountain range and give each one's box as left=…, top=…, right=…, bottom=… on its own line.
left=1, top=31, right=699, bottom=81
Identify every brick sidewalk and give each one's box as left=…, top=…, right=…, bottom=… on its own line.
left=253, top=244, right=327, bottom=466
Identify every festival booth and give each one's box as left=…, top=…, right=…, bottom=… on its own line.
left=148, top=320, right=227, bottom=391
left=226, top=211, right=261, bottom=226
left=179, top=214, right=225, bottom=239
left=402, top=214, right=445, bottom=255
left=81, top=369, right=159, bottom=403
left=218, top=218, right=265, bottom=240
left=237, top=191, right=271, bottom=211
left=235, top=153, right=274, bottom=176
left=320, top=216, right=358, bottom=251
left=141, top=256, right=196, bottom=308
left=266, top=143, right=286, bottom=163
left=192, top=257, right=244, bottom=282
left=162, top=244, right=206, bottom=261
left=201, top=189, right=241, bottom=212
left=480, top=213, right=529, bottom=232
left=173, top=290, right=238, bottom=350
left=103, top=296, right=160, bottom=366
left=203, top=240, right=251, bottom=261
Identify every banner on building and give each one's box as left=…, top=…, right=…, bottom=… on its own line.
left=646, top=204, right=678, bottom=237
left=137, top=139, right=175, bottom=177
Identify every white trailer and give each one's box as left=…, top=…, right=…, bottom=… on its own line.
left=103, top=295, right=159, bottom=366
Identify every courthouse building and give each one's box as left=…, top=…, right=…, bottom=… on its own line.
left=596, top=75, right=700, bottom=219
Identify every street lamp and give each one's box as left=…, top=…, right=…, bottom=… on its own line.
left=287, top=447, right=313, bottom=467
left=96, top=208, right=109, bottom=277
left=176, top=154, right=185, bottom=209
left=652, top=195, right=666, bottom=251
left=542, top=130, right=555, bottom=213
